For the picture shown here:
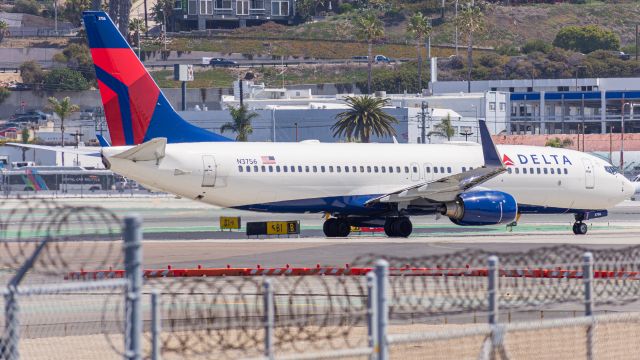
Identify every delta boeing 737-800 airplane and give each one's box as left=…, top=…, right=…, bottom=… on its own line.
left=12, top=11, right=637, bottom=237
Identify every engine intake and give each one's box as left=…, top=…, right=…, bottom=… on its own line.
left=442, top=191, right=517, bottom=226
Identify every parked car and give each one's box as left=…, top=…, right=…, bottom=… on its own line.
left=7, top=83, right=32, bottom=91
left=374, top=55, right=394, bottom=63
left=609, top=51, right=630, bottom=60
left=209, top=58, right=238, bottom=67
left=351, top=55, right=368, bottom=62
left=10, top=110, right=47, bottom=123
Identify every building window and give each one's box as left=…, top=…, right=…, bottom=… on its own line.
left=499, top=102, right=506, bottom=111
left=251, top=0, right=264, bottom=8
left=201, top=0, right=213, bottom=14
left=508, top=87, right=514, bottom=92
left=558, top=86, right=569, bottom=92
left=174, top=0, right=182, bottom=9
left=527, top=87, right=533, bottom=92
left=489, top=102, right=496, bottom=111
left=215, top=0, right=232, bottom=8
left=188, top=0, right=197, bottom=14
left=271, top=0, right=289, bottom=15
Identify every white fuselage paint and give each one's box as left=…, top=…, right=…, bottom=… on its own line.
left=103, top=142, right=635, bottom=213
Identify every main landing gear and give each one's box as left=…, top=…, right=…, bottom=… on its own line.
left=384, top=217, right=413, bottom=238
left=572, top=214, right=588, bottom=235
left=322, top=216, right=414, bottom=238
left=323, top=218, right=351, bottom=237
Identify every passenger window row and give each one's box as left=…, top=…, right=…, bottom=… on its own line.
left=237, top=164, right=474, bottom=174
left=507, top=167, right=569, bottom=175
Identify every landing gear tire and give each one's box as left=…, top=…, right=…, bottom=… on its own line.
left=572, top=222, right=588, bottom=235
left=323, top=218, right=351, bottom=237
left=384, top=217, right=413, bottom=238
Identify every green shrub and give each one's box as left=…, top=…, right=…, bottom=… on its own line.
left=11, top=0, right=40, bottom=15
left=43, top=68, right=90, bottom=91
left=553, top=25, right=620, bottom=54
left=0, top=87, right=10, bottom=105
left=338, top=3, right=354, bottom=13
left=522, top=39, right=553, bottom=54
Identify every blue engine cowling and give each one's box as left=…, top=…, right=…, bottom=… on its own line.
left=444, top=191, right=518, bottom=226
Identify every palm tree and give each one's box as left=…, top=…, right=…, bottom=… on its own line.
left=48, top=96, right=80, bottom=166
left=128, top=18, right=148, bottom=47
left=407, top=12, right=431, bottom=92
left=0, top=20, right=8, bottom=43
left=332, top=95, right=398, bottom=143
left=354, top=11, right=384, bottom=94
left=429, top=113, right=456, bottom=141
left=21, top=128, right=30, bottom=161
left=455, top=2, right=485, bottom=93
left=220, top=105, right=258, bottom=141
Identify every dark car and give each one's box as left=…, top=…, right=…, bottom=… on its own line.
left=7, top=83, right=32, bottom=91
left=10, top=111, right=46, bottom=123
left=209, top=58, right=238, bottom=67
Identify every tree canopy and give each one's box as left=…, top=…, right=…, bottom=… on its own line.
left=332, top=95, right=398, bottom=143
left=553, top=25, right=620, bottom=54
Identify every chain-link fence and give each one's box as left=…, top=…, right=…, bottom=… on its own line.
left=3, top=198, right=640, bottom=359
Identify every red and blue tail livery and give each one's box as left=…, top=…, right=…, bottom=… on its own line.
left=83, top=11, right=232, bottom=146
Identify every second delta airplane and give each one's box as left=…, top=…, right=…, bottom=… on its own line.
left=16, top=11, right=637, bottom=237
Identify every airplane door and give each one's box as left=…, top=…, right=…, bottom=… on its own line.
left=202, top=155, right=217, bottom=187
left=582, top=158, right=595, bottom=189
left=423, top=162, right=434, bottom=181
left=410, top=162, right=420, bottom=181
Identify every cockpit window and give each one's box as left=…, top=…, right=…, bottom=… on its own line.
left=604, top=166, right=619, bottom=175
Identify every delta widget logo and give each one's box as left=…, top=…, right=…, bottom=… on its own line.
left=502, top=154, right=514, bottom=166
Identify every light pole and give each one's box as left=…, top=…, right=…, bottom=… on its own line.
left=621, top=102, right=633, bottom=176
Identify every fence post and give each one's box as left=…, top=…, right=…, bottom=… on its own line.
left=375, top=259, right=389, bottom=360
left=366, top=271, right=378, bottom=360
left=583, top=252, right=594, bottom=360
left=151, top=290, right=161, bottom=360
left=3, top=287, right=19, bottom=360
left=263, top=279, right=274, bottom=360
left=488, top=256, right=499, bottom=325
left=124, top=215, right=143, bottom=360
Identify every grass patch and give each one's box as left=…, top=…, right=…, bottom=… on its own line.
left=152, top=68, right=235, bottom=88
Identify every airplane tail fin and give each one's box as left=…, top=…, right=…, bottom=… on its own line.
left=82, top=11, right=232, bottom=146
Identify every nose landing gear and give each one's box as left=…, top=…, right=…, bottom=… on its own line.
left=572, top=214, right=588, bottom=235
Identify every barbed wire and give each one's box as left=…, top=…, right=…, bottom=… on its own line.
left=147, top=276, right=367, bottom=359
left=0, top=199, right=122, bottom=279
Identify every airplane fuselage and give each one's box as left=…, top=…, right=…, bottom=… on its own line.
left=103, top=141, right=634, bottom=217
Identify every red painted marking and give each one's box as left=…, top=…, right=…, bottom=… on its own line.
left=97, top=80, right=125, bottom=146
left=128, top=74, right=160, bottom=144
left=91, top=49, right=147, bottom=86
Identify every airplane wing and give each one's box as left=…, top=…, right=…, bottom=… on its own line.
left=6, top=143, right=102, bottom=157
left=365, top=120, right=505, bottom=205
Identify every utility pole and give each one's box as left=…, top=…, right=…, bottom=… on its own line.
left=420, top=101, right=427, bottom=144
left=636, top=24, right=639, bottom=61
left=144, top=0, right=149, bottom=36
left=454, top=0, right=459, bottom=56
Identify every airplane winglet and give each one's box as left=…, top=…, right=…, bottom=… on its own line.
left=97, top=134, right=111, bottom=147
left=478, top=119, right=502, bottom=167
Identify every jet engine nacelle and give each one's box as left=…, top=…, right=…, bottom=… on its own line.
left=443, top=191, right=518, bottom=226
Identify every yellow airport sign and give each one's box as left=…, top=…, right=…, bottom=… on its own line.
left=220, top=216, right=241, bottom=230
left=266, top=221, right=299, bottom=235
